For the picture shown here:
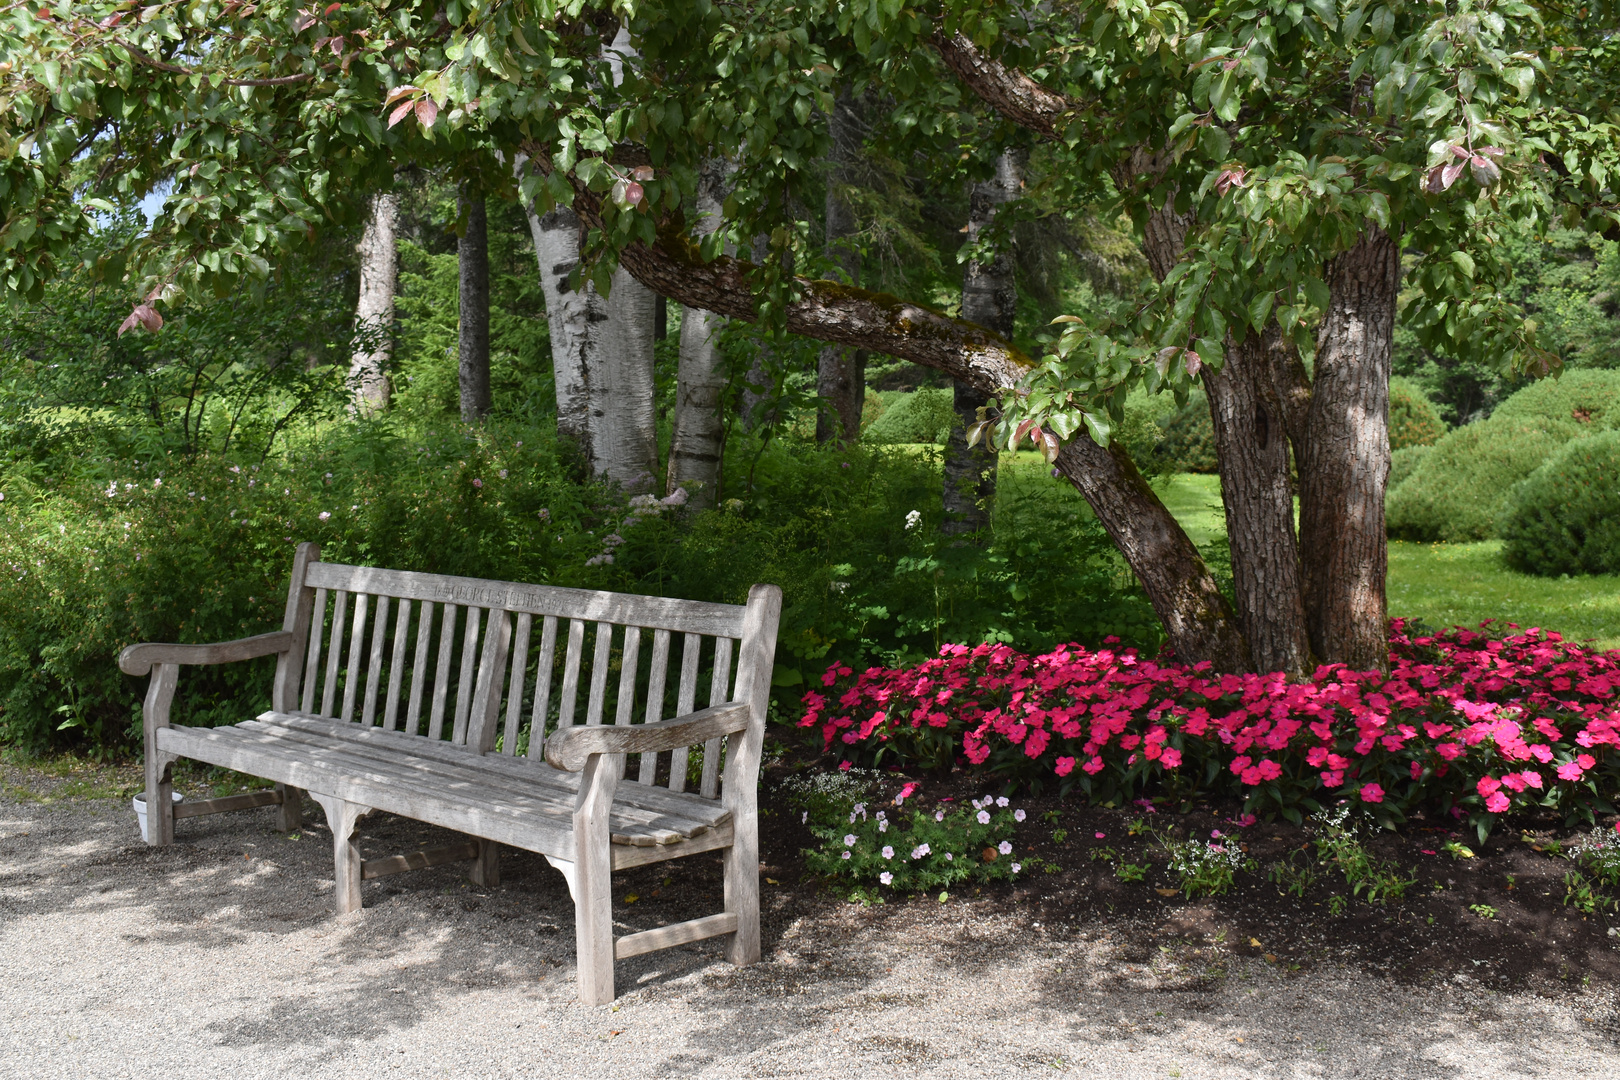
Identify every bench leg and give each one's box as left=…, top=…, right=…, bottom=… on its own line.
left=274, top=784, right=303, bottom=833
left=722, top=832, right=761, bottom=967
left=469, top=839, right=499, bottom=889
left=573, top=755, right=618, bottom=1006
left=309, top=793, right=367, bottom=915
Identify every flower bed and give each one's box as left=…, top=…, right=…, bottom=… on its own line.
left=799, top=621, right=1620, bottom=840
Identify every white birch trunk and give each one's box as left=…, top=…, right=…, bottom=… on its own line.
left=666, top=159, right=732, bottom=508
left=349, top=192, right=398, bottom=414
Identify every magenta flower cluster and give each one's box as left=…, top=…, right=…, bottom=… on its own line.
left=800, top=621, right=1620, bottom=830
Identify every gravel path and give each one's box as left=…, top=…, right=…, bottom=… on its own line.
left=2, top=782, right=1617, bottom=1079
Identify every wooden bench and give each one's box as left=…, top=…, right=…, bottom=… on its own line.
left=120, top=542, right=781, bottom=1004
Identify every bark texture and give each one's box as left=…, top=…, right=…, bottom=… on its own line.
left=946, top=149, right=1024, bottom=536
left=816, top=85, right=866, bottom=445
left=1300, top=226, right=1400, bottom=671
left=349, top=191, right=398, bottom=414
left=667, top=159, right=732, bottom=507
left=458, top=192, right=491, bottom=423
left=1203, top=327, right=1312, bottom=675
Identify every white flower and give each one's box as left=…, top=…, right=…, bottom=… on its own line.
left=878, top=819, right=888, bottom=833
left=935, top=810, right=945, bottom=822
left=841, top=850, right=851, bottom=860
left=1014, top=809, right=1026, bottom=822
left=1011, top=862, right=1021, bottom=874
left=879, top=871, right=893, bottom=885
left=881, top=845, right=894, bottom=860
left=802, top=811, right=809, bottom=824
left=904, top=509, right=922, bottom=531
left=844, top=834, right=857, bottom=847
left=911, top=844, right=931, bottom=860
left=977, top=810, right=991, bottom=825
left=996, top=796, right=1009, bottom=808
left=998, top=840, right=1012, bottom=855
left=318, top=511, right=331, bottom=522
left=945, top=852, right=954, bottom=861
left=662, top=487, right=689, bottom=507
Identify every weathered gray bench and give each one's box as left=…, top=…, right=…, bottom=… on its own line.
left=120, top=542, right=781, bottom=1004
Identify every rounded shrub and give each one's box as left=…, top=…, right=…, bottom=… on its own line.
left=1154, top=393, right=1218, bottom=473
left=1388, top=444, right=1431, bottom=493
left=1388, top=377, right=1446, bottom=450
left=864, top=388, right=955, bottom=445
left=1499, top=430, right=1620, bottom=576
left=1491, top=368, right=1620, bottom=430
left=1386, top=414, right=1580, bottom=542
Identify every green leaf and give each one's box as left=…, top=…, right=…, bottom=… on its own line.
left=1450, top=250, right=1476, bottom=278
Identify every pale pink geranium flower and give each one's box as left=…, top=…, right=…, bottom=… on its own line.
left=1010, top=862, right=1021, bottom=874
left=998, top=841, right=1012, bottom=855
left=879, top=871, right=893, bottom=885
left=935, top=810, right=945, bottom=822
left=977, top=810, right=991, bottom=825
left=472, top=478, right=483, bottom=488
left=318, top=511, right=331, bottom=521
left=911, top=844, right=931, bottom=860
left=881, top=845, right=894, bottom=860
left=840, top=851, right=851, bottom=860
left=1013, top=809, right=1026, bottom=822
left=996, top=797, right=1009, bottom=808
left=945, top=852, right=954, bottom=861
left=843, top=834, right=857, bottom=847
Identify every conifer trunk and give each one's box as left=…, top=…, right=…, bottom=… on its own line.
left=458, top=191, right=491, bottom=423
left=816, top=85, right=866, bottom=444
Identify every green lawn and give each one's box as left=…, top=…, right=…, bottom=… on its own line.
left=1150, top=473, right=1620, bottom=651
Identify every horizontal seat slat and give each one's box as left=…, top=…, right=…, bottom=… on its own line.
left=237, top=720, right=716, bottom=841
left=260, top=712, right=731, bottom=825
left=157, top=724, right=577, bottom=859
left=304, top=562, right=747, bottom=637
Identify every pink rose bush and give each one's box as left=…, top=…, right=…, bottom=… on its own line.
left=800, top=621, right=1620, bottom=838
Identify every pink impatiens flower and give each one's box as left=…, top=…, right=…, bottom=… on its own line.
left=1359, top=783, right=1385, bottom=804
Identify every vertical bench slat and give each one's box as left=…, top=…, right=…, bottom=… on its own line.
left=340, top=592, right=370, bottom=724
left=637, top=628, right=672, bottom=784
left=668, top=632, right=702, bottom=794
left=383, top=598, right=412, bottom=731
left=584, top=622, right=613, bottom=728
left=321, top=590, right=349, bottom=718
left=556, top=618, right=587, bottom=731
left=613, top=626, right=641, bottom=779
left=428, top=604, right=459, bottom=741
left=468, top=609, right=511, bottom=754
left=701, top=636, right=734, bottom=799
left=362, top=594, right=390, bottom=727
left=406, top=600, right=435, bottom=736
left=503, top=612, right=533, bottom=756
left=451, top=606, right=484, bottom=745
left=529, top=615, right=559, bottom=761
left=301, top=587, right=328, bottom=713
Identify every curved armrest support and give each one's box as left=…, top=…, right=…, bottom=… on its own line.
left=544, top=702, right=751, bottom=773
left=119, top=631, right=296, bottom=677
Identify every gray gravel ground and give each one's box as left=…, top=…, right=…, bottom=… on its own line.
left=3, top=777, right=1618, bottom=1079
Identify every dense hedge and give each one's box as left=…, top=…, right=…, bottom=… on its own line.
left=1500, top=430, right=1620, bottom=576
left=1388, top=445, right=1431, bottom=493
left=1491, top=368, right=1620, bottom=429
left=864, top=389, right=955, bottom=445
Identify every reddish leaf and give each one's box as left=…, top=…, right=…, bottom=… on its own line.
left=323, top=2, right=341, bottom=14
left=624, top=181, right=645, bottom=206
left=414, top=97, right=438, bottom=128
left=1476, top=146, right=1505, bottom=159
left=1222, top=59, right=1240, bottom=70
left=1470, top=155, right=1501, bottom=187
left=293, top=10, right=316, bottom=32
left=1014, top=418, right=1037, bottom=446
left=118, top=303, right=162, bottom=337
left=383, top=84, right=420, bottom=106
left=1450, top=144, right=1471, bottom=160
left=1038, top=430, right=1061, bottom=464
left=1183, top=350, right=1202, bottom=377
left=1441, top=162, right=1466, bottom=189
left=100, top=12, right=123, bottom=27
left=631, top=165, right=654, bottom=182
left=1215, top=168, right=1246, bottom=196
left=1154, top=346, right=1179, bottom=377
left=328, top=35, right=344, bottom=55
left=388, top=100, right=413, bottom=127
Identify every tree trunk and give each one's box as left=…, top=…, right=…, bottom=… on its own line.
left=349, top=191, right=398, bottom=414
left=458, top=191, right=491, bottom=423
left=667, top=159, right=732, bottom=507
left=947, top=149, right=1023, bottom=536
left=816, top=85, right=866, bottom=445
left=1203, top=326, right=1313, bottom=675
left=529, top=204, right=597, bottom=452
left=1299, top=226, right=1399, bottom=671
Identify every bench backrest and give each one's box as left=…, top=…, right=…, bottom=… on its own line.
left=270, top=543, right=780, bottom=799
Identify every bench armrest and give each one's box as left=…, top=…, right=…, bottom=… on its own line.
left=119, top=631, right=297, bottom=676
left=544, top=702, right=751, bottom=773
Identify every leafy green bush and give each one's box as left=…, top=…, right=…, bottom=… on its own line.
left=1491, top=368, right=1620, bottom=429
left=1499, top=430, right=1620, bottom=576
left=1152, top=392, right=1218, bottom=473
left=1389, top=377, right=1446, bottom=450
left=1388, top=445, right=1431, bottom=493
left=1386, top=415, right=1581, bottom=542
left=864, top=388, right=955, bottom=445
